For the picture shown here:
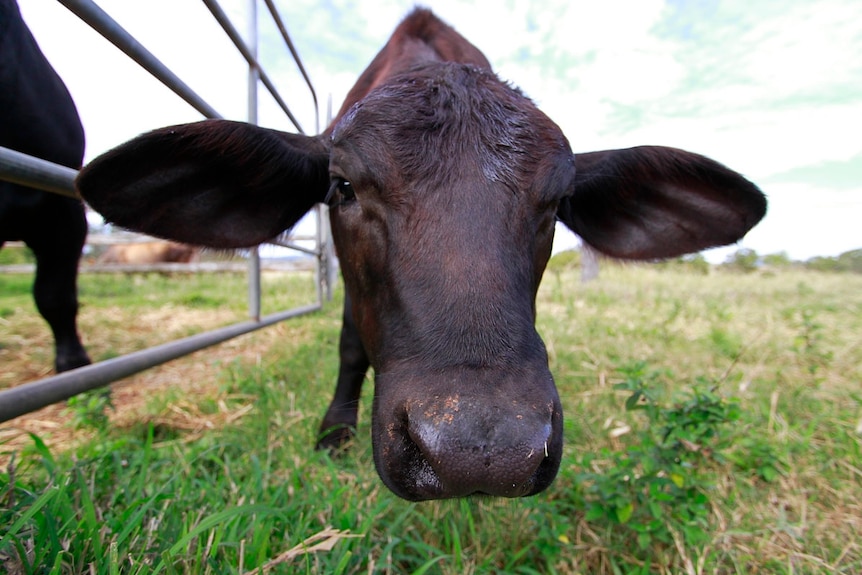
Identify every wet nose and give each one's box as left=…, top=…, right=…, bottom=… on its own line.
left=377, top=395, right=563, bottom=500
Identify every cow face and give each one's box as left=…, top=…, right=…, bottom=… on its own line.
left=327, top=64, right=570, bottom=498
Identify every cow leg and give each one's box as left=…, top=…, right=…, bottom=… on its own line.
left=316, top=293, right=370, bottom=450
left=27, top=202, right=91, bottom=373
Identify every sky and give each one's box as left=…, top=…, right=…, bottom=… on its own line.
left=17, top=0, right=862, bottom=262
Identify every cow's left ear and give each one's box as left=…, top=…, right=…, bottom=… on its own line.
left=76, top=119, right=331, bottom=248
left=557, top=146, right=766, bottom=259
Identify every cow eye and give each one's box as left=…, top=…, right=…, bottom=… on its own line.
left=326, top=177, right=355, bottom=206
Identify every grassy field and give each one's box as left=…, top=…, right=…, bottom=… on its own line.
left=1, top=259, right=860, bottom=574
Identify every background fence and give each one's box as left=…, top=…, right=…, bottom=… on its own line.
left=0, top=0, right=333, bottom=422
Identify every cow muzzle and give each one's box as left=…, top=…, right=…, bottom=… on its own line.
left=372, top=372, right=563, bottom=500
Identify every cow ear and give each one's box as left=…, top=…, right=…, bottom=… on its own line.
left=557, top=146, right=766, bottom=259
left=76, top=119, right=331, bottom=248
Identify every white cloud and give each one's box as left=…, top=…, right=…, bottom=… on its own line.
left=737, top=2, right=862, bottom=97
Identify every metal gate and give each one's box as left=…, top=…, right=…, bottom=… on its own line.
left=0, top=0, right=333, bottom=422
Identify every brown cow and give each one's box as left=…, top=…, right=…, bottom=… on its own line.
left=97, top=241, right=198, bottom=264
left=76, top=9, right=766, bottom=500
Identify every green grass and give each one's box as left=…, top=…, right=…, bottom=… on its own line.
left=0, top=270, right=318, bottom=381
left=2, top=263, right=861, bottom=573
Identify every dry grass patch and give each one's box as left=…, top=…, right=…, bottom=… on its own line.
left=0, top=270, right=319, bottom=465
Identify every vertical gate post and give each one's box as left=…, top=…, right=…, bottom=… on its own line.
left=246, top=0, right=262, bottom=321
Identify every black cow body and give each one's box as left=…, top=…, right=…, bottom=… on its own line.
left=77, top=9, right=766, bottom=500
left=0, top=0, right=90, bottom=373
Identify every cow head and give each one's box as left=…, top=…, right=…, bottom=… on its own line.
left=76, top=9, right=765, bottom=500
left=329, top=63, right=572, bottom=498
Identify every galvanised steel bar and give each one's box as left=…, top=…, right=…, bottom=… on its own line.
left=269, top=241, right=319, bottom=257
left=261, top=0, right=319, bottom=132
left=0, top=304, right=321, bottom=423
left=0, top=146, right=79, bottom=199
left=57, top=0, right=222, bottom=119
left=246, top=0, right=263, bottom=321
left=201, top=0, right=305, bottom=133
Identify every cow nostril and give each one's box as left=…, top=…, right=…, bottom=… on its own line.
left=391, top=425, right=444, bottom=500
left=394, top=406, right=559, bottom=500
left=373, top=384, right=563, bottom=501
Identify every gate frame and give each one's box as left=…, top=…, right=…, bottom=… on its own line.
left=0, top=0, right=332, bottom=423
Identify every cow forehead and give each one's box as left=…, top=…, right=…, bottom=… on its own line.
left=330, top=63, right=569, bottom=194
left=332, top=63, right=539, bottom=149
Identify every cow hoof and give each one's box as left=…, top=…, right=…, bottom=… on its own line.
left=55, top=352, right=91, bottom=373
left=315, top=423, right=356, bottom=452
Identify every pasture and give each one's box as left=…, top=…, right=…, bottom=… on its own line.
left=1, top=259, right=860, bottom=574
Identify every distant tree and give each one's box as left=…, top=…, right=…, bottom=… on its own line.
left=723, top=248, right=759, bottom=273
left=654, top=253, right=710, bottom=275
left=545, top=246, right=603, bottom=282
left=804, top=256, right=838, bottom=272
left=680, top=253, right=710, bottom=274
left=546, top=249, right=581, bottom=274
left=837, top=249, right=862, bottom=273
left=762, top=251, right=792, bottom=268
left=805, top=249, right=862, bottom=274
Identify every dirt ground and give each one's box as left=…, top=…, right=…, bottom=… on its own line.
left=0, top=313, right=291, bottom=467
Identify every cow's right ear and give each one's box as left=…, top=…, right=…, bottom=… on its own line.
left=76, top=119, right=331, bottom=248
